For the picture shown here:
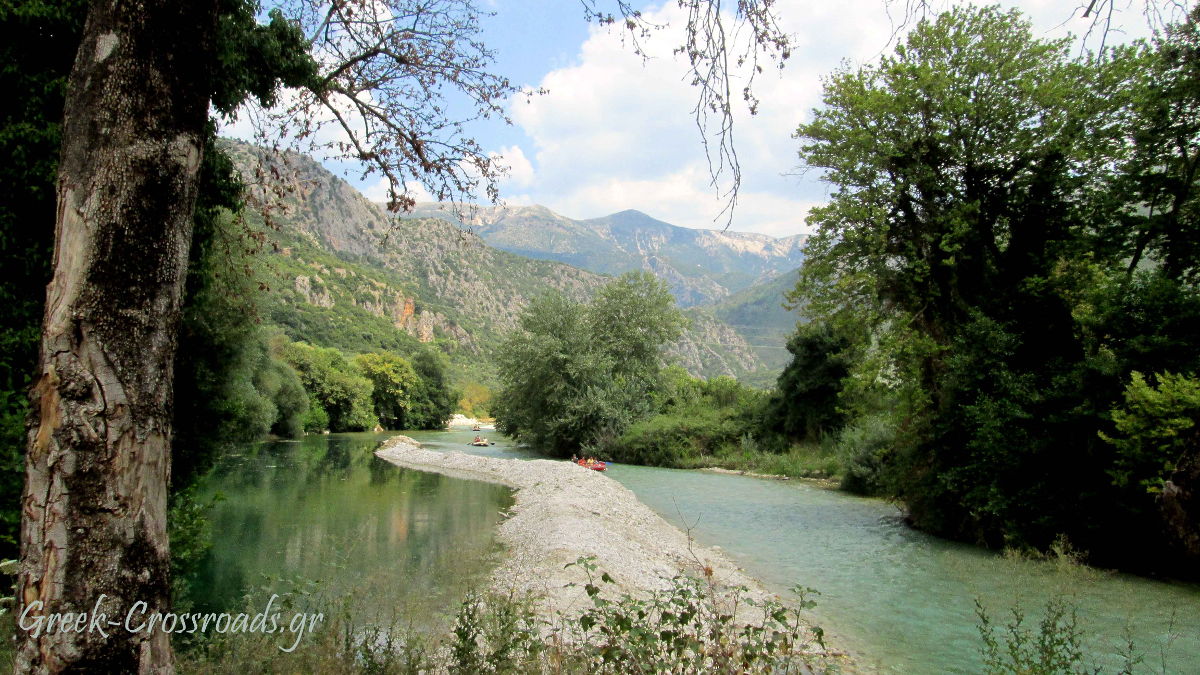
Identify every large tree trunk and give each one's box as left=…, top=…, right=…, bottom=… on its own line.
left=16, top=1, right=216, bottom=671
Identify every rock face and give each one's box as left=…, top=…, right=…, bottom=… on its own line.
left=404, top=203, right=807, bottom=308
left=671, top=310, right=765, bottom=378
left=293, top=275, right=334, bottom=308
left=224, top=140, right=774, bottom=379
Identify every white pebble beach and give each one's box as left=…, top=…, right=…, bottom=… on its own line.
left=374, top=435, right=853, bottom=669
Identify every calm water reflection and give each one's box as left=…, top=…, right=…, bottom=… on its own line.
left=190, top=432, right=512, bottom=629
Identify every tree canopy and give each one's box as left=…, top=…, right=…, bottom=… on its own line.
left=494, top=272, right=686, bottom=456
left=786, top=4, right=1200, bottom=571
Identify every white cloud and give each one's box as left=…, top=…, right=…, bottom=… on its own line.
left=502, top=0, right=899, bottom=236
left=361, top=176, right=435, bottom=205
left=226, top=0, right=1162, bottom=237
left=496, top=0, right=1156, bottom=237
left=494, top=144, right=536, bottom=189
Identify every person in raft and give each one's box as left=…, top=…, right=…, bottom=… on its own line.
left=474, top=435, right=483, bottom=444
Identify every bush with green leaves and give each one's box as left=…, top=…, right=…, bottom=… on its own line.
left=556, top=556, right=828, bottom=674
left=441, top=556, right=832, bottom=674
left=610, top=374, right=777, bottom=467
left=1102, top=371, right=1200, bottom=494
left=834, top=413, right=897, bottom=495
left=354, top=351, right=420, bottom=430
left=1100, top=371, right=1200, bottom=563
left=973, top=596, right=1157, bottom=675
left=281, top=342, right=378, bottom=432
left=975, top=598, right=1090, bottom=675
left=495, top=272, right=686, bottom=457
left=448, top=590, right=545, bottom=674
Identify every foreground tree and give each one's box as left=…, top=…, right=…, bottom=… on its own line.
left=793, top=5, right=1200, bottom=572
left=18, top=2, right=219, bottom=669
left=793, top=6, right=1124, bottom=551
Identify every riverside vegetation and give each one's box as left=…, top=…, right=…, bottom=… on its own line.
left=171, top=556, right=831, bottom=674
left=497, top=5, right=1200, bottom=583
left=2, top=1, right=1199, bottom=672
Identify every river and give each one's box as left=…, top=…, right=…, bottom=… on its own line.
left=195, top=429, right=1200, bottom=672
left=190, top=431, right=512, bottom=632
left=607, top=463, right=1200, bottom=674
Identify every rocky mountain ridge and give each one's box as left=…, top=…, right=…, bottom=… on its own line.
left=403, top=203, right=807, bottom=307
left=225, top=140, right=772, bottom=381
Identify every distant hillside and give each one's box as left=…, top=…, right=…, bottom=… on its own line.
left=707, top=268, right=803, bottom=372
left=403, top=203, right=807, bottom=307
left=223, top=140, right=768, bottom=382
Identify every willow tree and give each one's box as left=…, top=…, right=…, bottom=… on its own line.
left=17, top=1, right=792, bottom=671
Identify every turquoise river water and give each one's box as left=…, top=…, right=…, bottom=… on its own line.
left=198, top=430, right=1200, bottom=672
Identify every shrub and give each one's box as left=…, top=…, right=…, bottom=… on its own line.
left=835, top=413, right=896, bottom=495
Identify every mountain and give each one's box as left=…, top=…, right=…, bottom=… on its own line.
left=223, top=141, right=769, bottom=382
left=402, top=203, right=807, bottom=307
left=708, top=268, right=803, bottom=375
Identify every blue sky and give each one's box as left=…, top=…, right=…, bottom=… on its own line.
left=226, top=1, right=1162, bottom=238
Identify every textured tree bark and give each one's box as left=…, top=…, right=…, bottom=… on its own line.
left=16, top=1, right=217, bottom=672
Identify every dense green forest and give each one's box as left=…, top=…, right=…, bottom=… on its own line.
left=495, top=5, right=1200, bottom=578
left=788, top=5, right=1200, bottom=575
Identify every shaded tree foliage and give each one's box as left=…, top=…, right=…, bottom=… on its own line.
left=354, top=351, right=420, bottom=430
left=405, top=348, right=457, bottom=430
left=0, top=0, right=87, bottom=560
left=791, top=5, right=1200, bottom=572
left=768, top=322, right=850, bottom=443
left=281, top=342, right=378, bottom=432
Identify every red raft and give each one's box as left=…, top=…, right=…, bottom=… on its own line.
left=576, top=459, right=607, bottom=471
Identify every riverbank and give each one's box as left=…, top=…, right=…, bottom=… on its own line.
left=374, top=436, right=851, bottom=667
left=669, top=444, right=844, bottom=483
